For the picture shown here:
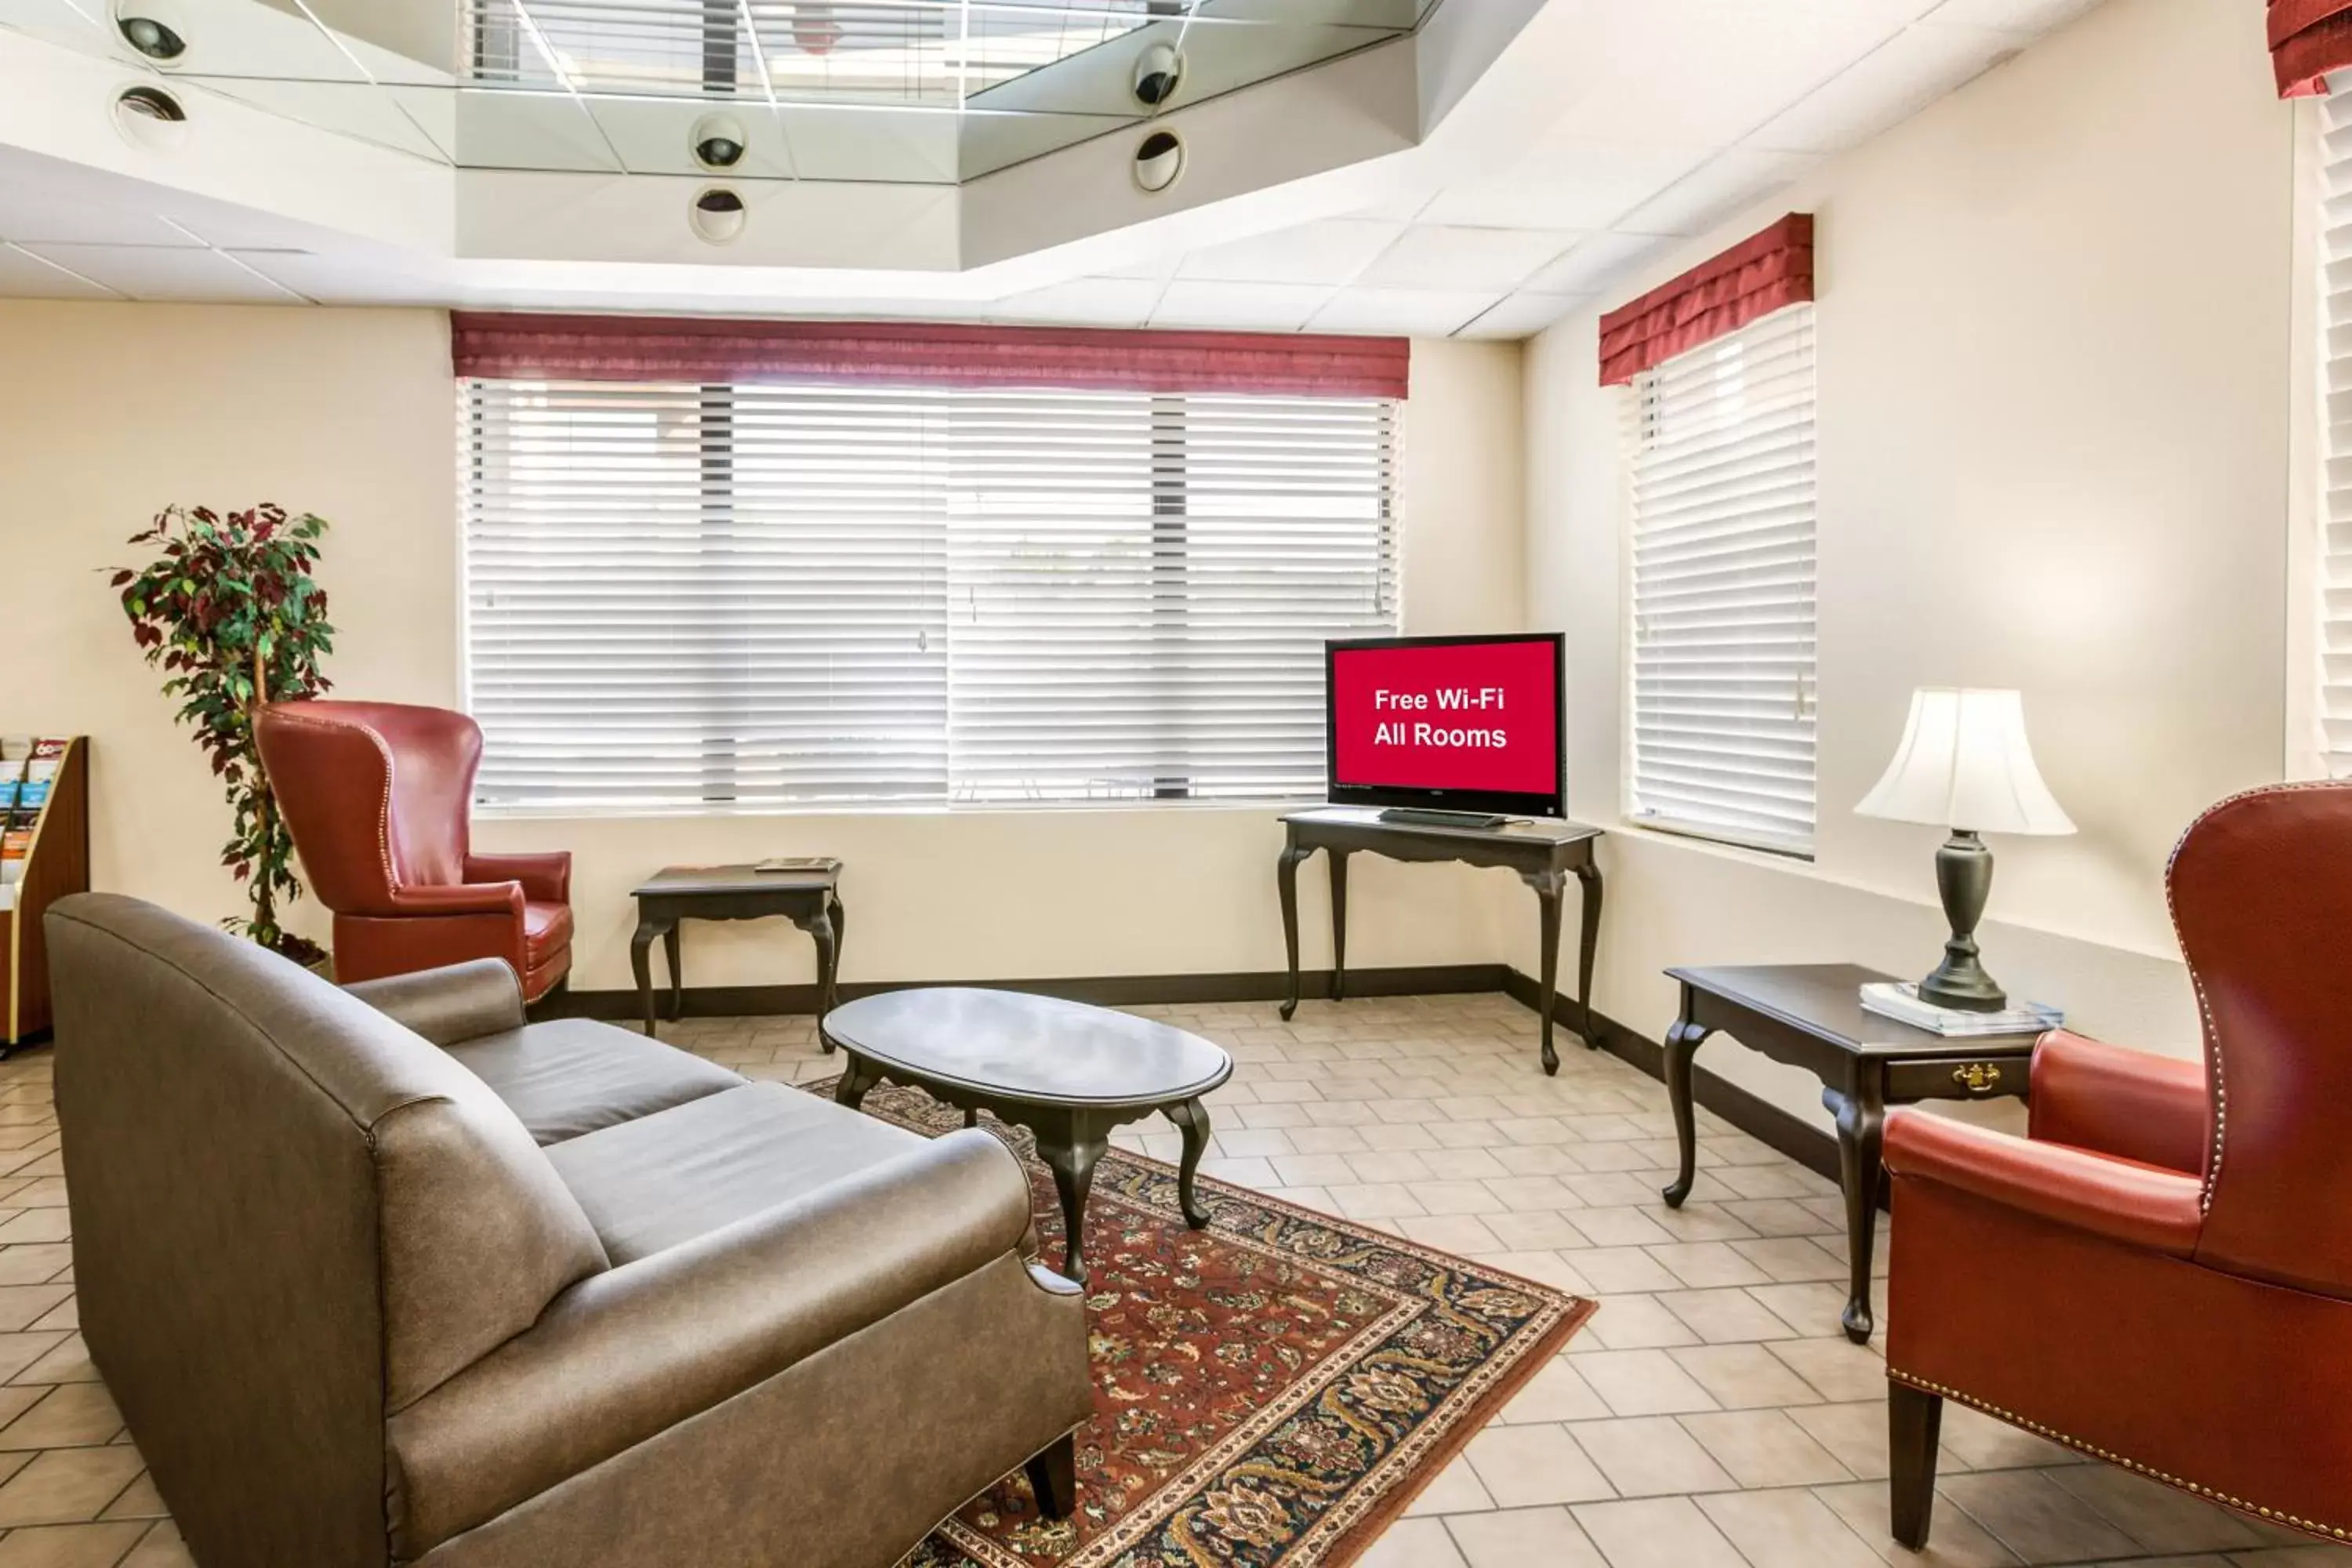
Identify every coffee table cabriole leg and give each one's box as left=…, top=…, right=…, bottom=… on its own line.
left=1163, top=1098, right=1213, bottom=1228
left=833, top=1054, right=882, bottom=1111
left=1034, top=1109, right=1109, bottom=1287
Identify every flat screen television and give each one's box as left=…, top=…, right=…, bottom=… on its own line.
left=1325, top=633, right=1566, bottom=824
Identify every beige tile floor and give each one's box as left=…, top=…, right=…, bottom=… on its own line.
left=0, top=992, right=2337, bottom=1567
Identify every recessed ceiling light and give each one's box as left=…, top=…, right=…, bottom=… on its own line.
left=1134, top=129, right=1184, bottom=194
left=691, top=113, right=747, bottom=171
left=114, top=2, right=188, bottom=64
left=1133, top=43, right=1183, bottom=108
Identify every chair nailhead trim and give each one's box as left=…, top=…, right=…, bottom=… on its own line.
left=1888, top=1370, right=2348, bottom=1541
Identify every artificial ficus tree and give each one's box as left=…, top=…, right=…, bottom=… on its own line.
left=114, top=504, right=336, bottom=961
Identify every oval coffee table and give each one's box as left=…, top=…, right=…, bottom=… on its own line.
left=822, top=988, right=1233, bottom=1286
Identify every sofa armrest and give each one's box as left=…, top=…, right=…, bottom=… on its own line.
left=343, top=960, right=526, bottom=1047
left=465, top=851, right=571, bottom=905
left=2027, top=1030, right=2208, bottom=1175
left=388, top=881, right=525, bottom=920
left=1884, top=1107, right=2203, bottom=1256
left=385, top=1127, right=1036, bottom=1557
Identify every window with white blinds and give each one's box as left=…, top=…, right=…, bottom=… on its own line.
left=460, top=380, right=1398, bottom=811
left=2315, top=91, right=2352, bottom=775
left=1622, top=305, right=1819, bottom=856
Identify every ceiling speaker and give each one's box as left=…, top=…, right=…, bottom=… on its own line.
left=114, top=85, right=188, bottom=150
left=690, top=187, right=747, bottom=245
left=1133, top=129, right=1184, bottom=194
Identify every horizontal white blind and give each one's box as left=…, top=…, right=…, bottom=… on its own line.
left=461, top=379, right=1396, bottom=811
left=1624, top=305, right=1819, bottom=855
left=2318, top=92, right=2352, bottom=775
left=948, top=394, right=1396, bottom=802
left=463, top=382, right=951, bottom=808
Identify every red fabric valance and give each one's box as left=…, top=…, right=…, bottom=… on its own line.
left=2271, top=0, right=2352, bottom=96
left=449, top=314, right=1411, bottom=400
left=1596, top=215, right=1815, bottom=387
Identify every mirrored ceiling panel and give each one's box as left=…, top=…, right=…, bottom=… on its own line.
left=2, top=0, right=1438, bottom=183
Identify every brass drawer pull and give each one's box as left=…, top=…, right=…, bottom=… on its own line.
left=1951, top=1064, right=2002, bottom=1093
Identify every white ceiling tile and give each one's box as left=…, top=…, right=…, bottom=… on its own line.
left=1149, top=281, right=1330, bottom=332
left=1614, top=148, right=1824, bottom=239
left=1454, top=292, right=1597, bottom=340
left=227, top=250, right=452, bottom=305
left=988, top=276, right=1161, bottom=327
left=16, top=244, right=303, bottom=303
left=1531, top=1, right=1932, bottom=149
left=1523, top=232, right=1679, bottom=296
left=1349, top=189, right=1439, bottom=223
left=1094, top=249, right=1183, bottom=281
left=0, top=243, right=122, bottom=299
left=1917, top=0, right=2096, bottom=31
left=1355, top=225, right=1581, bottom=292
left=1308, top=288, right=1501, bottom=337
left=0, top=187, right=187, bottom=248
left=1176, top=220, right=1406, bottom=286
left=1421, top=140, right=1715, bottom=231
left=1747, top=23, right=2032, bottom=154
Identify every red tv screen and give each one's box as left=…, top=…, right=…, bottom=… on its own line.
left=1327, top=635, right=1565, bottom=815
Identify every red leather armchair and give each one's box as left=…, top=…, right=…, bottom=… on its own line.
left=254, top=701, right=573, bottom=1001
left=1882, top=782, right=2352, bottom=1550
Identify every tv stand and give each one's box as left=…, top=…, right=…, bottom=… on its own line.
left=1276, top=808, right=1605, bottom=1076
left=1377, top=807, right=1509, bottom=831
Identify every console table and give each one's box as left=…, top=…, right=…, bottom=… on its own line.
left=1660, top=964, right=2042, bottom=1345
left=630, top=864, right=844, bottom=1037
left=1276, top=808, right=1604, bottom=1075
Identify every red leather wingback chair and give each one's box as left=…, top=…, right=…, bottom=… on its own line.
left=1882, top=782, right=2352, bottom=1550
left=253, top=701, right=573, bottom=1001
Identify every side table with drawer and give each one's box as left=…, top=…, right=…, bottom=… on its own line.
left=1659, top=964, right=2042, bottom=1345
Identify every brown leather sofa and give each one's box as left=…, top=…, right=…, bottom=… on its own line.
left=45, top=893, right=1093, bottom=1568
left=1883, top=782, right=2352, bottom=1550
left=253, top=700, right=575, bottom=1000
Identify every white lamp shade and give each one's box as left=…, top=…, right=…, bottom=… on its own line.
left=1856, top=688, right=2076, bottom=836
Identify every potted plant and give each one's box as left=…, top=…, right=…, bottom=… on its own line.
left=113, top=504, right=336, bottom=965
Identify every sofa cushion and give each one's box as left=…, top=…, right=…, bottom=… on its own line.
left=545, top=1083, right=931, bottom=1263
left=445, top=1019, right=742, bottom=1147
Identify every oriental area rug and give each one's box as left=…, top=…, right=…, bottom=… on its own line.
left=808, top=1081, right=1597, bottom=1568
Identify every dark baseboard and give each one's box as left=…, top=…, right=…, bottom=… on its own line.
left=1498, top=968, right=1843, bottom=1191
left=542, top=964, right=1514, bottom=1025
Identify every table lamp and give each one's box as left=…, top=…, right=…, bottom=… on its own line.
left=1857, top=688, right=2074, bottom=1012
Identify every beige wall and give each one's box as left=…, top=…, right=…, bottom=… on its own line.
left=1, top=307, right=1525, bottom=991
left=2, top=303, right=460, bottom=942
left=1519, top=0, right=2294, bottom=1129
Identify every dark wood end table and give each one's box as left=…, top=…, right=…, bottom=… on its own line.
left=1661, top=964, right=2042, bottom=1345
left=1278, top=808, right=1604, bottom=1074
left=630, top=865, right=844, bottom=1038
left=822, top=987, right=1233, bottom=1287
